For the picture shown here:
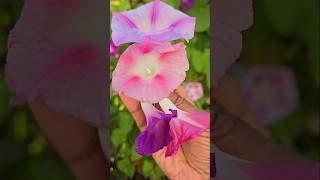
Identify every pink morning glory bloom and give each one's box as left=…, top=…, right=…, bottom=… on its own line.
left=213, top=0, right=253, bottom=86
left=5, top=0, right=108, bottom=128
left=241, top=66, right=299, bottom=125
left=136, top=99, right=210, bottom=156
left=111, top=0, right=195, bottom=46
left=110, top=39, right=119, bottom=58
left=184, top=82, right=204, bottom=101
left=112, top=40, right=189, bottom=103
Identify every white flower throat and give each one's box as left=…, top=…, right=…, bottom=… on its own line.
left=144, top=67, right=155, bottom=76
left=131, top=52, right=159, bottom=78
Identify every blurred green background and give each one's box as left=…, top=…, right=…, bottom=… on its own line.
left=0, top=0, right=319, bottom=179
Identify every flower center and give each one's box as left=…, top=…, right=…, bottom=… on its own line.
left=144, top=67, right=155, bottom=76
left=189, top=88, right=196, bottom=94
left=131, top=51, right=159, bottom=79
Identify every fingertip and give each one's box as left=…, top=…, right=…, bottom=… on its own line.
left=119, top=93, right=139, bottom=107
left=118, top=93, right=147, bottom=131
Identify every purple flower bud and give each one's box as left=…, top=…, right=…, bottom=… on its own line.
left=181, top=0, right=195, bottom=10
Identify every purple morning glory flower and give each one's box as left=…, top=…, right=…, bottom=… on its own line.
left=135, top=107, right=177, bottom=156
left=135, top=99, right=210, bottom=157
left=181, top=0, right=195, bottom=10
left=111, top=0, right=195, bottom=46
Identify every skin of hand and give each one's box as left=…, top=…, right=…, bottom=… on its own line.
left=213, top=76, right=269, bottom=137
left=29, top=101, right=108, bottom=180
left=119, top=89, right=210, bottom=180
left=212, top=76, right=304, bottom=164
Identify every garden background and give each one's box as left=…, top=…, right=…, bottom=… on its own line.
left=0, top=0, right=319, bottom=179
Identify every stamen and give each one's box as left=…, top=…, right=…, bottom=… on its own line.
left=145, top=67, right=155, bottom=76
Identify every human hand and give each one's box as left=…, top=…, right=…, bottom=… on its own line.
left=29, top=101, right=108, bottom=180
left=120, top=89, right=210, bottom=180
left=212, top=77, right=304, bottom=164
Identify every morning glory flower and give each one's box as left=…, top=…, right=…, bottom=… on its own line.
left=241, top=66, right=299, bottom=125
left=136, top=98, right=210, bottom=156
left=111, top=0, right=195, bottom=46
left=135, top=103, right=176, bottom=156
left=5, top=0, right=108, bottom=128
left=184, top=82, right=204, bottom=101
left=112, top=40, right=189, bottom=103
left=110, top=39, right=119, bottom=58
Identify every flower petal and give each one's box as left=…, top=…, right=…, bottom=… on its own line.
left=111, top=0, right=195, bottom=46
left=112, top=41, right=189, bottom=103
left=212, top=0, right=253, bottom=86
left=110, top=39, right=119, bottom=58
left=135, top=116, right=170, bottom=156
left=5, top=0, right=108, bottom=127
left=135, top=102, right=174, bottom=156
left=165, top=111, right=210, bottom=156
left=158, top=98, right=210, bottom=156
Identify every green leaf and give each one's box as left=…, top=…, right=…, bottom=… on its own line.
left=111, top=128, right=126, bottom=146
left=192, top=0, right=210, bottom=7
left=190, top=50, right=204, bottom=72
left=119, top=143, right=131, bottom=157
left=110, top=0, right=131, bottom=12
left=162, top=0, right=181, bottom=9
left=260, top=0, right=300, bottom=35
left=13, top=110, right=28, bottom=141
left=152, top=166, right=165, bottom=179
left=22, top=158, right=74, bottom=180
left=190, top=48, right=210, bottom=73
left=118, top=111, right=134, bottom=135
left=186, top=1, right=210, bottom=32
left=116, top=159, right=135, bottom=178
left=0, top=73, right=11, bottom=124
left=130, top=145, right=142, bottom=161
left=142, top=159, right=154, bottom=178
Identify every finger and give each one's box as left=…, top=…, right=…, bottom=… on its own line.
left=214, top=76, right=270, bottom=137
left=29, top=101, right=107, bottom=180
left=211, top=101, right=304, bottom=163
left=168, top=90, right=199, bottom=112
left=119, top=94, right=147, bottom=131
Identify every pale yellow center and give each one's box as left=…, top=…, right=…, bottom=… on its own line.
left=130, top=51, right=160, bottom=79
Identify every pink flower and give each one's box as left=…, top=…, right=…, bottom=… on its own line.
left=111, top=0, right=195, bottom=46
left=184, top=82, right=204, bottom=101
left=213, top=0, right=253, bottom=86
left=5, top=0, right=108, bottom=128
left=241, top=66, right=299, bottom=125
left=110, top=39, right=119, bottom=58
left=112, top=40, right=189, bottom=103
left=136, top=99, right=210, bottom=156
